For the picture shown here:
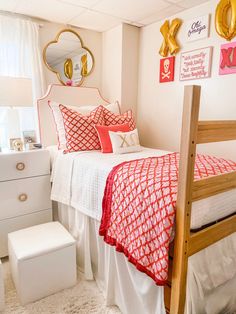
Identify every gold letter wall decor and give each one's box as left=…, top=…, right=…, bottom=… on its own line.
left=64, top=58, right=73, bottom=80
left=215, top=0, right=236, bottom=41
left=159, top=18, right=182, bottom=57
left=81, top=54, right=88, bottom=76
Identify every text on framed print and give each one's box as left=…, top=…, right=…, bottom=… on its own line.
left=186, top=15, right=210, bottom=42
left=179, top=47, right=213, bottom=81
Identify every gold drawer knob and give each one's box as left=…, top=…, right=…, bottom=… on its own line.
left=18, top=193, right=28, bottom=202
left=16, top=162, right=25, bottom=171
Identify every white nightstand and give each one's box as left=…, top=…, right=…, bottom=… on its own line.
left=0, top=149, right=52, bottom=257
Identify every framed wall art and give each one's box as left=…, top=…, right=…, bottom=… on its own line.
left=179, top=47, right=213, bottom=81
left=185, top=15, right=210, bottom=42
left=219, top=41, right=236, bottom=75
left=159, top=56, right=175, bottom=83
left=23, top=130, right=36, bottom=144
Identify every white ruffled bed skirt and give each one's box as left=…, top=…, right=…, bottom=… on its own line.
left=58, top=203, right=236, bottom=314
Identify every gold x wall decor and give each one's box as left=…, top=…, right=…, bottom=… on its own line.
left=159, top=18, right=182, bottom=57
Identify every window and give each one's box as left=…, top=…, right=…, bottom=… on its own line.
left=0, top=109, right=8, bottom=149
left=0, top=15, right=45, bottom=150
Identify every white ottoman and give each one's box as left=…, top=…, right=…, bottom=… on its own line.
left=0, top=259, right=4, bottom=311
left=8, top=222, right=76, bottom=305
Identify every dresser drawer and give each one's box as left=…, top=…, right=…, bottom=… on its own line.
left=0, top=150, right=50, bottom=182
left=0, top=209, right=52, bottom=257
left=0, top=176, right=51, bottom=220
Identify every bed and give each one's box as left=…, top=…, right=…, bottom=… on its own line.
left=38, top=84, right=236, bottom=314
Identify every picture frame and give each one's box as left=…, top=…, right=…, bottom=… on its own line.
left=219, top=41, right=236, bottom=75
left=179, top=47, right=213, bottom=81
left=22, top=130, right=36, bottom=144
left=159, top=56, right=175, bottom=83
left=9, top=138, right=22, bottom=150
left=185, top=15, right=210, bottom=42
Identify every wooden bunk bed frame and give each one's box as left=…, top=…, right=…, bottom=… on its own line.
left=164, top=85, right=236, bottom=314
left=38, top=84, right=235, bottom=314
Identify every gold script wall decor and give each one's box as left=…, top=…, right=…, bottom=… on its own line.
left=159, top=18, right=182, bottom=57
left=215, top=0, right=236, bottom=41
left=43, top=29, right=94, bottom=86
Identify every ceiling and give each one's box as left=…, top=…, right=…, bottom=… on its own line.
left=0, top=0, right=210, bottom=32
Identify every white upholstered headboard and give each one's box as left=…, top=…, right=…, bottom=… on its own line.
left=37, top=84, right=109, bottom=147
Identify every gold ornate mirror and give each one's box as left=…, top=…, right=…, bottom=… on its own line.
left=43, top=29, right=94, bottom=86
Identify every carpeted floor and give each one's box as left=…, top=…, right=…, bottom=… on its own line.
left=1, top=259, right=121, bottom=314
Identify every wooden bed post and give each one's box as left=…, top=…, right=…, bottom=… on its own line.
left=170, top=85, right=201, bottom=314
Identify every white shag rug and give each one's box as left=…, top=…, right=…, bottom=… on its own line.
left=1, top=259, right=121, bottom=314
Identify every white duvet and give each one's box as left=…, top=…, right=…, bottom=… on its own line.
left=50, top=147, right=236, bottom=229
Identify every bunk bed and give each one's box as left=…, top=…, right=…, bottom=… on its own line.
left=38, top=84, right=236, bottom=314
left=166, top=85, right=236, bottom=313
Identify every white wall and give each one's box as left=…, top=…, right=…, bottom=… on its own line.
left=102, top=23, right=140, bottom=114
left=102, top=24, right=123, bottom=102
left=137, top=0, right=236, bottom=161
left=39, top=21, right=102, bottom=90
left=121, top=24, right=139, bottom=116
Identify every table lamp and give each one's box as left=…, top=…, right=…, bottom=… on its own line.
left=0, top=77, right=33, bottom=150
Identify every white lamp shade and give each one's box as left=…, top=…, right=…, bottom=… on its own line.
left=0, top=77, right=33, bottom=107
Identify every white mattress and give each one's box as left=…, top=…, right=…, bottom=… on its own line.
left=49, top=146, right=236, bottom=230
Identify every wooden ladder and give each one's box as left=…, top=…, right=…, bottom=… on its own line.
left=164, top=85, right=236, bottom=314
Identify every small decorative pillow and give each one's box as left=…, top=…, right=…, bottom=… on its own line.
left=95, top=123, right=130, bottom=153
left=109, top=129, right=142, bottom=154
left=59, top=104, right=104, bottom=153
left=49, top=101, right=120, bottom=150
left=103, top=107, right=136, bottom=130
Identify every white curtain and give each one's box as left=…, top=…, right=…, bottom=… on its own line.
left=0, top=14, right=46, bottom=147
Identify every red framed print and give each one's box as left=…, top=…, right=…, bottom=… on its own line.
left=159, top=56, right=175, bottom=83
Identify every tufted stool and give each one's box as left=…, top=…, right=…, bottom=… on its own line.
left=8, top=222, right=76, bottom=305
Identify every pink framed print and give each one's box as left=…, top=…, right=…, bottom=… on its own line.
left=179, top=47, right=213, bottom=81
left=219, top=41, right=236, bottom=75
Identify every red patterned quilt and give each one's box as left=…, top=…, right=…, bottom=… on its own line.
left=99, top=153, right=236, bottom=285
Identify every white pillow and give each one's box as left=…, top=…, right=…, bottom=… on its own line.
left=49, top=101, right=120, bottom=150
left=109, top=129, right=142, bottom=154
left=69, top=102, right=120, bottom=115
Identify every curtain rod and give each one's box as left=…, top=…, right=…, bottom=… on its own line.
left=0, top=10, right=44, bottom=28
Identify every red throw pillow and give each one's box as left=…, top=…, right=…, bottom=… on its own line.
left=59, top=104, right=105, bottom=153
left=103, top=107, right=136, bottom=130
left=95, top=123, right=131, bottom=153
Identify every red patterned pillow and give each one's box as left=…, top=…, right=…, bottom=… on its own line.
left=103, top=107, right=135, bottom=130
left=59, top=104, right=105, bottom=153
